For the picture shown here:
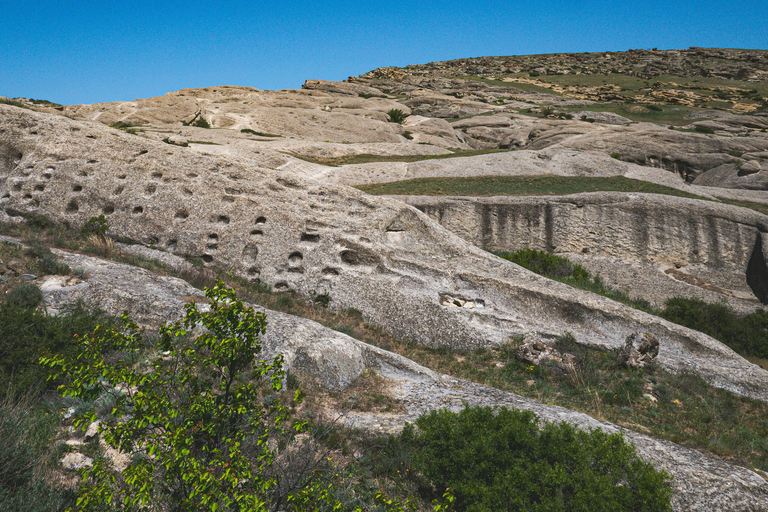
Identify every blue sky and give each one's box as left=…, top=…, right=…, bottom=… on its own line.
left=1, top=0, right=766, bottom=105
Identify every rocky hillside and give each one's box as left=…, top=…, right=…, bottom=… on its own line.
left=2, top=47, right=768, bottom=508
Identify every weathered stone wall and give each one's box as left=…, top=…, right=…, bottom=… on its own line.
left=399, top=193, right=768, bottom=273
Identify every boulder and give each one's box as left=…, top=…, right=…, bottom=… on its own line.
left=617, top=332, right=660, bottom=369
left=61, top=452, right=93, bottom=470
left=517, top=338, right=561, bottom=366
left=84, top=420, right=101, bottom=441
left=167, top=134, right=189, bottom=147
left=738, top=160, right=762, bottom=176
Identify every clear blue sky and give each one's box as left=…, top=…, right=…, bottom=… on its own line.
left=1, top=0, right=766, bottom=105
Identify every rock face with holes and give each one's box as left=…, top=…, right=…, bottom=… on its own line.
left=2, top=105, right=768, bottom=407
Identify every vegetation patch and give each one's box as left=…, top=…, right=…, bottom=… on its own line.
left=374, top=405, right=672, bottom=511
left=496, top=249, right=652, bottom=312
left=240, top=128, right=282, bottom=137
left=288, top=148, right=510, bottom=167
left=3, top=218, right=768, bottom=499
left=659, top=297, right=768, bottom=360
left=499, top=249, right=768, bottom=362
left=356, top=175, right=707, bottom=201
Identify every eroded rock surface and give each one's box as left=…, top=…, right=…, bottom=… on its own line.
left=2, top=105, right=768, bottom=405
left=398, top=193, right=768, bottom=311
left=35, top=244, right=768, bottom=511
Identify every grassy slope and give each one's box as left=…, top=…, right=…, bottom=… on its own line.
left=356, top=175, right=707, bottom=199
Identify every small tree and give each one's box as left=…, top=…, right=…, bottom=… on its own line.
left=42, top=280, right=299, bottom=511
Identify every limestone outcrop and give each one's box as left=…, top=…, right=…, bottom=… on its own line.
left=2, top=104, right=768, bottom=406
left=398, top=193, right=768, bottom=310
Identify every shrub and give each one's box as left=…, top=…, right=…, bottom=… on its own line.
left=400, top=405, right=672, bottom=511
left=660, top=297, right=768, bottom=359
left=6, top=284, right=42, bottom=309
left=192, top=117, right=211, bottom=129
left=42, top=280, right=293, bottom=510
left=26, top=214, right=53, bottom=231
left=0, top=300, right=108, bottom=392
left=694, top=125, right=715, bottom=134
left=41, top=281, right=432, bottom=512
left=23, top=244, right=69, bottom=275
left=498, top=248, right=590, bottom=281
left=387, top=109, right=408, bottom=124
left=610, top=152, right=622, bottom=159
left=81, top=215, right=109, bottom=238
left=646, top=104, right=663, bottom=112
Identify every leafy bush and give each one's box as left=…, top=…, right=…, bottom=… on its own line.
left=41, top=281, right=435, bottom=511
left=394, top=405, right=672, bottom=511
left=6, top=284, right=42, bottom=309
left=498, top=248, right=590, bottom=281
left=694, top=125, right=715, bottom=134
left=0, top=300, right=108, bottom=392
left=42, top=280, right=294, bottom=510
left=646, top=104, right=663, bottom=112
left=660, top=297, right=768, bottom=359
left=610, top=152, right=622, bottom=159
left=387, top=109, right=408, bottom=124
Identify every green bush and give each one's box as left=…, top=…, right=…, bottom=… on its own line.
left=498, top=248, right=590, bottom=281
left=396, top=405, right=672, bottom=511
left=660, top=297, right=768, bottom=359
left=6, top=284, right=42, bottom=309
left=81, top=215, right=109, bottom=238
left=694, top=125, right=715, bottom=134
left=0, top=300, right=108, bottom=392
left=387, top=109, right=408, bottom=124
left=191, top=117, right=211, bottom=128
left=41, top=281, right=430, bottom=512
left=610, top=152, right=622, bottom=159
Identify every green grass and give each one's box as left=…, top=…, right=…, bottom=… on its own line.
left=356, top=175, right=709, bottom=200
left=561, top=103, right=702, bottom=126
left=287, top=148, right=510, bottom=167
left=496, top=249, right=654, bottom=313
